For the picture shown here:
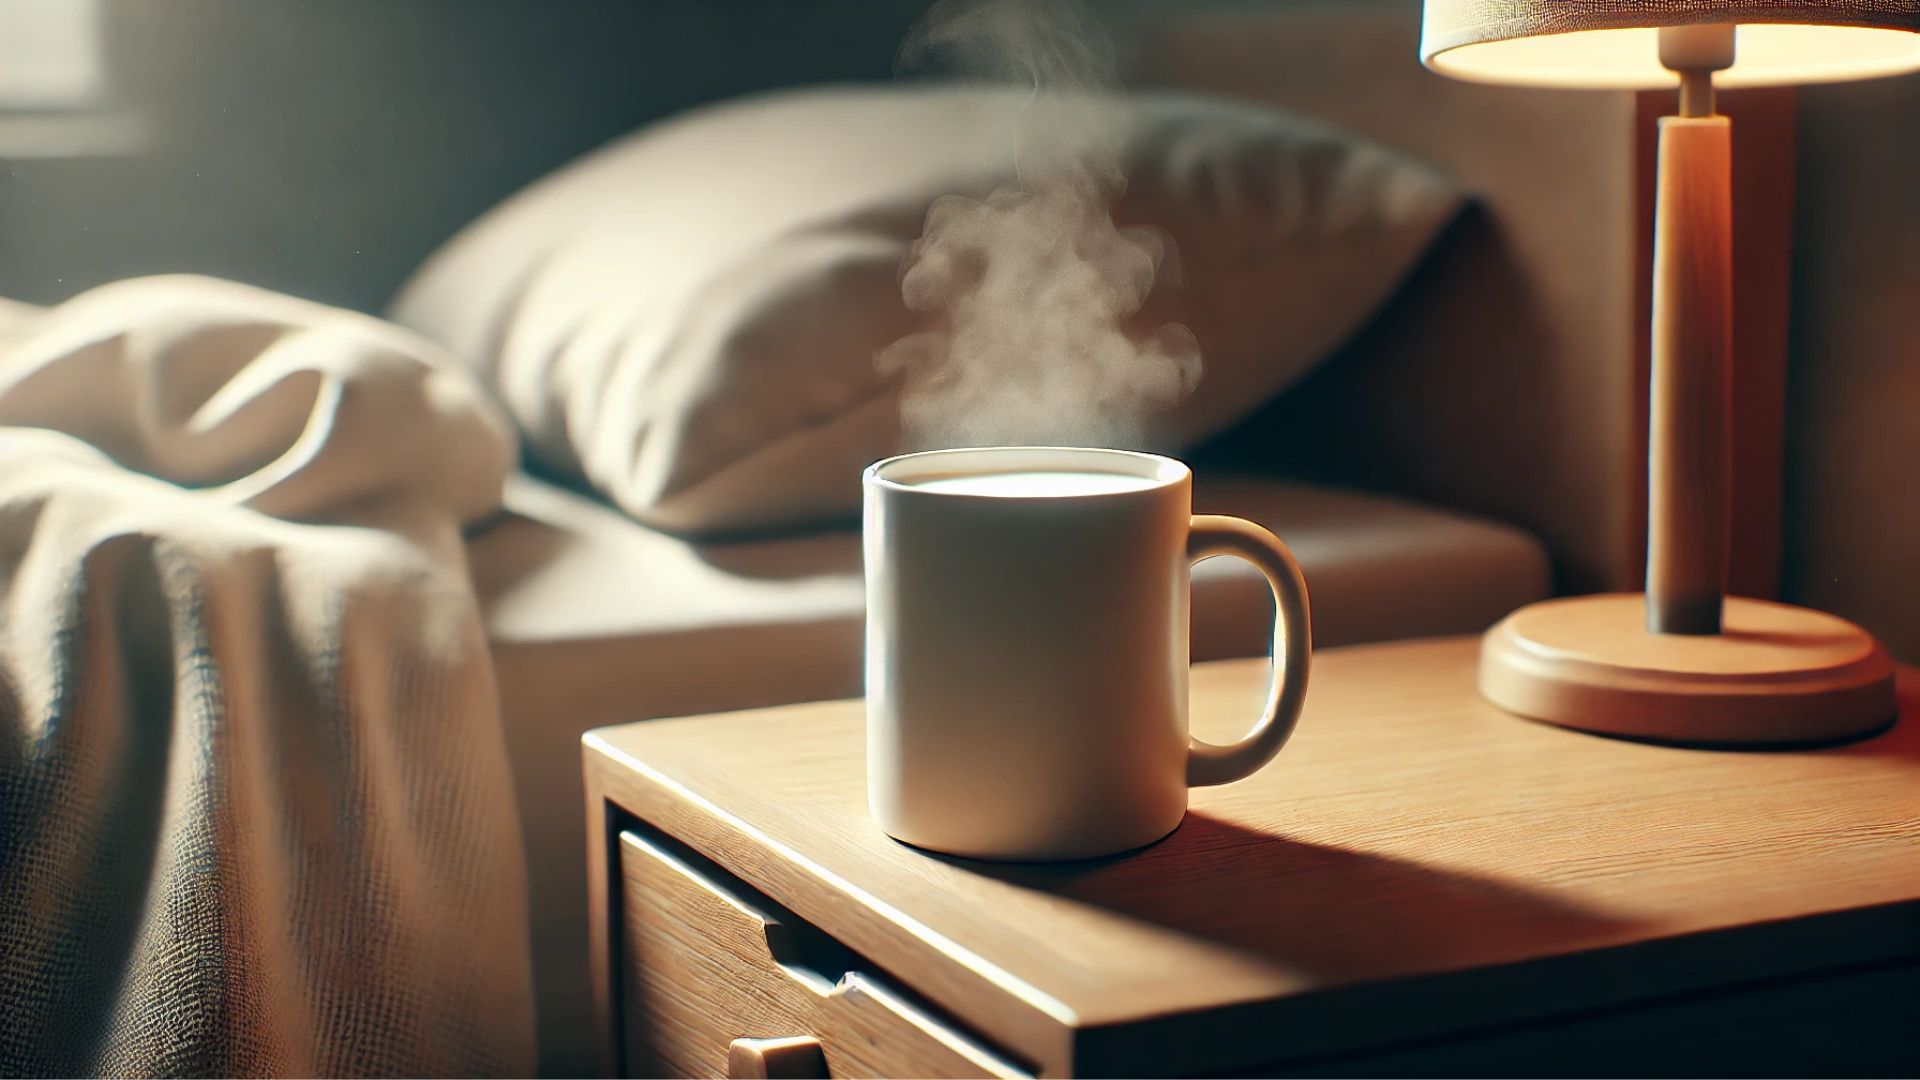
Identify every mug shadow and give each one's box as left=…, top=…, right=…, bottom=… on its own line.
left=927, top=812, right=1646, bottom=983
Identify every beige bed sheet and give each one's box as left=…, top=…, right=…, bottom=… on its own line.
left=468, top=471, right=1552, bottom=1074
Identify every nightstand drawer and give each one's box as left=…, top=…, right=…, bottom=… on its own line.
left=617, top=830, right=1027, bottom=1079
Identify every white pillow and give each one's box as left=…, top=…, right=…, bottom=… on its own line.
left=391, top=85, right=1462, bottom=534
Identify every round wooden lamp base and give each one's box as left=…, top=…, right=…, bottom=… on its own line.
left=1480, top=593, right=1897, bottom=746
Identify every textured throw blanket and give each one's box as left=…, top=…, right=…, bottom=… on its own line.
left=0, top=277, right=536, bottom=1075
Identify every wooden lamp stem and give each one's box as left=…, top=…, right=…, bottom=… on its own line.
left=1646, top=107, right=1733, bottom=634
left=1647, top=28, right=1735, bottom=636
left=1475, top=23, right=1897, bottom=746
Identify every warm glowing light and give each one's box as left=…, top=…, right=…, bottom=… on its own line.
left=1427, top=24, right=1920, bottom=89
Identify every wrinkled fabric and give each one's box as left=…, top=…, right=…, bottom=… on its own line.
left=0, top=277, right=536, bottom=1076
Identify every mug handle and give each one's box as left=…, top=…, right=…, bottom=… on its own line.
left=1185, top=515, right=1313, bottom=787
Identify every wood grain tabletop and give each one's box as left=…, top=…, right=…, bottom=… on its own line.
left=586, top=636, right=1920, bottom=1076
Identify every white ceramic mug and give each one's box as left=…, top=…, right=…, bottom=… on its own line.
left=863, top=446, right=1311, bottom=861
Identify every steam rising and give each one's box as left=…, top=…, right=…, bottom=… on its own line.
left=879, top=0, right=1201, bottom=450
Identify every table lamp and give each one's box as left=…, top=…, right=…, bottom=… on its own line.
left=1420, top=2, right=1920, bottom=745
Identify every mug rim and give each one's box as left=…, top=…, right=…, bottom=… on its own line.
left=864, top=445, right=1190, bottom=497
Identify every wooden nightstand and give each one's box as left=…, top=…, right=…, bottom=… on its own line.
left=584, top=637, right=1920, bottom=1077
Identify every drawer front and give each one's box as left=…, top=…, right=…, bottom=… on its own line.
left=618, top=829, right=1026, bottom=1079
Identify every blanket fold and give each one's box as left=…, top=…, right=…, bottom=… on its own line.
left=0, top=277, right=536, bottom=1077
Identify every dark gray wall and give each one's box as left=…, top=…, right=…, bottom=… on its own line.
left=0, top=0, right=932, bottom=312
left=0, top=0, right=1324, bottom=315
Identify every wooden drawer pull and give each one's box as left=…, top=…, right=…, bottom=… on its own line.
left=727, top=1036, right=828, bottom=1079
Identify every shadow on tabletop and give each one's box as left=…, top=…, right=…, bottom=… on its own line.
left=925, top=811, right=1647, bottom=983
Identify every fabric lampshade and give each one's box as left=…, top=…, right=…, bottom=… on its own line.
left=1422, top=1, right=1920, bottom=87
